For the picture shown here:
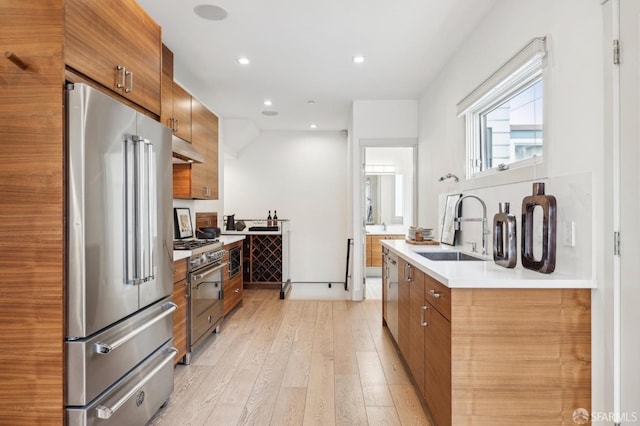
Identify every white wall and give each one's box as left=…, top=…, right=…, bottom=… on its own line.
left=224, top=130, right=349, bottom=289
left=416, top=0, right=607, bottom=420
left=350, top=100, right=418, bottom=300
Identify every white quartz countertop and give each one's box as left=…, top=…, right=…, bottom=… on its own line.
left=220, top=235, right=245, bottom=245
left=221, top=230, right=281, bottom=236
left=381, top=240, right=595, bottom=289
left=173, top=250, right=190, bottom=261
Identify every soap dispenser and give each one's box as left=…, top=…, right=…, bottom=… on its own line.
left=493, top=202, right=517, bottom=268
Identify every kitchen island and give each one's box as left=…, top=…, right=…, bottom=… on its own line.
left=381, top=240, right=593, bottom=426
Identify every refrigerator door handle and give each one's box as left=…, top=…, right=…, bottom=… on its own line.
left=125, top=138, right=137, bottom=285
left=93, top=302, right=177, bottom=354
left=132, top=136, right=155, bottom=284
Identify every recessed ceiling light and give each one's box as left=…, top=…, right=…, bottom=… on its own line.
left=237, top=57, right=250, bottom=65
left=194, top=4, right=228, bottom=21
left=310, top=124, right=317, bottom=129
left=262, top=110, right=278, bottom=116
left=352, top=55, right=365, bottom=64
left=307, top=100, right=316, bottom=104
left=264, top=100, right=272, bottom=106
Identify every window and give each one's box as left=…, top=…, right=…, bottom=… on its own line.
left=458, top=37, right=547, bottom=178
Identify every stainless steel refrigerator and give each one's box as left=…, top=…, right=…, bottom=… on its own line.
left=65, top=83, right=176, bottom=425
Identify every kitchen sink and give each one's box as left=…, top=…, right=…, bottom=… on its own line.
left=417, top=251, right=485, bottom=261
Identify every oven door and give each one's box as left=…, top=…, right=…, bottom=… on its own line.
left=189, top=262, right=227, bottom=351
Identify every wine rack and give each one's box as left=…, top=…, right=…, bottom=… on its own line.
left=244, top=235, right=282, bottom=287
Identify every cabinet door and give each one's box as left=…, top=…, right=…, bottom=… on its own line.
left=172, top=259, right=188, bottom=365
left=172, top=281, right=187, bottom=365
left=125, top=6, right=161, bottom=114
left=397, top=258, right=411, bottom=359
left=65, top=0, right=126, bottom=92
left=65, top=0, right=161, bottom=114
left=370, top=235, right=384, bottom=267
left=206, top=112, right=219, bottom=200
left=172, top=82, right=192, bottom=141
left=424, top=301, right=451, bottom=426
left=190, top=98, right=218, bottom=199
left=160, top=71, right=174, bottom=131
left=409, top=268, right=426, bottom=396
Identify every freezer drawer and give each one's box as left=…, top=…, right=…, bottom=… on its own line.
left=67, top=342, right=176, bottom=426
left=66, top=297, right=176, bottom=406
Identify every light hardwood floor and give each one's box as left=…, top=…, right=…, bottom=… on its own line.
left=149, top=289, right=432, bottom=426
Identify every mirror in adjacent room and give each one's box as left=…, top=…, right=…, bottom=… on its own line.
left=364, top=147, right=414, bottom=232
left=363, top=146, right=416, bottom=298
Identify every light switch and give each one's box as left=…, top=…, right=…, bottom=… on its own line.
left=562, top=220, right=575, bottom=247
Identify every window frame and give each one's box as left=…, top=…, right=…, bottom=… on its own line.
left=458, top=37, right=548, bottom=180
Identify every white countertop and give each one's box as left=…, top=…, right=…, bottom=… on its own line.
left=172, top=235, right=246, bottom=262
left=221, top=230, right=281, bottom=236
left=220, top=235, right=246, bottom=245
left=381, top=240, right=595, bottom=289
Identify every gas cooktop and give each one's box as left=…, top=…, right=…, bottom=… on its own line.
left=173, top=238, right=221, bottom=251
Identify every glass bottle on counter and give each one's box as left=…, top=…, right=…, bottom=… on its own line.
left=267, top=210, right=272, bottom=227
left=273, top=210, right=278, bottom=227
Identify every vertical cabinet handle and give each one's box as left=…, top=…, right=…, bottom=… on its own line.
left=175, top=119, right=179, bottom=132
left=420, top=305, right=429, bottom=327
left=404, top=263, right=413, bottom=282
left=125, top=70, right=133, bottom=93
left=116, top=65, right=126, bottom=89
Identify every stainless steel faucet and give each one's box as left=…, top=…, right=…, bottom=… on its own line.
left=454, top=194, right=489, bottom=255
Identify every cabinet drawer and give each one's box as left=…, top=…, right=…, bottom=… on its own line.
left=424, top=273, right=451, bottom=320
left=223, top=274, right=243, bottom=316
left=173, top=258, right=187, bottom=284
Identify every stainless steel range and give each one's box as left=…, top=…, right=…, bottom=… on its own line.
left=175, top=239, right=226, bottom=364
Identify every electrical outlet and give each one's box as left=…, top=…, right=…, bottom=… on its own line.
left=562, top=220, right=575, bottom=247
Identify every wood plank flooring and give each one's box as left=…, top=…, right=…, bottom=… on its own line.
left=149, top=289, right=431, bottom=426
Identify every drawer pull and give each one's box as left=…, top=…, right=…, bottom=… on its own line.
left=429, top=289, right=442, bottom=299
left=95, top=347, right=177, bottom=419
left=420, top=305, right=429, bottom=327
left=93, top=302, right=177, bottom=354
left=234, top=288, right=240, bottom=293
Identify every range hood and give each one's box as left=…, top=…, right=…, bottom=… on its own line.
left=172, top=135, right=204, bottom=163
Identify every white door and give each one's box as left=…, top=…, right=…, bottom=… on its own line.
left=619, top=0, right=640, bottom=418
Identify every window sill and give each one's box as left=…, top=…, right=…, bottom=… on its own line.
left=462, top=159, right=547, bottom=191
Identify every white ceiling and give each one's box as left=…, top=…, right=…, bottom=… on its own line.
left=138, top=0, right=497, bottom=133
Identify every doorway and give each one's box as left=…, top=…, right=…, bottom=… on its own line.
left=363, top=146, right=416, bottom=299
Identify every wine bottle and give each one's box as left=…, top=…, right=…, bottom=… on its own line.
left=273, top=210, right=278, bottom=226
left=267, top=210, right=272, bottom=227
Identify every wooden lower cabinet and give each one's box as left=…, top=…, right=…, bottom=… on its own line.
left=408, top=266, right=426, bottom=397
left=223, top=240, right=243, bottom=315
left=367, top=234, right=404, bottom=267
left=389, top=258, right=591, bottom=426
left=397, top=258, right=411, bottom=358
left=172, top=259, right=188, bottom=365
left=424, top=299, right=451, bottom=426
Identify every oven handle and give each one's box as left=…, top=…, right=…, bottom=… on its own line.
left=192, top=261, right=228, bottom=283
left=93, top=302, right=177, bottom=354
left=95, top=346, right=177, bottom=419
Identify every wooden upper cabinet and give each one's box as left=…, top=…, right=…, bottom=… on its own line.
left=171, top=82, right=192, bottom=141
left=173, top=97, right=219, bottom=200
left=64, top=0, right=161, bottom=114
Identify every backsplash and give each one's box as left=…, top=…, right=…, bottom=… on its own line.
left=438, top=172, right=593, bottom=279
